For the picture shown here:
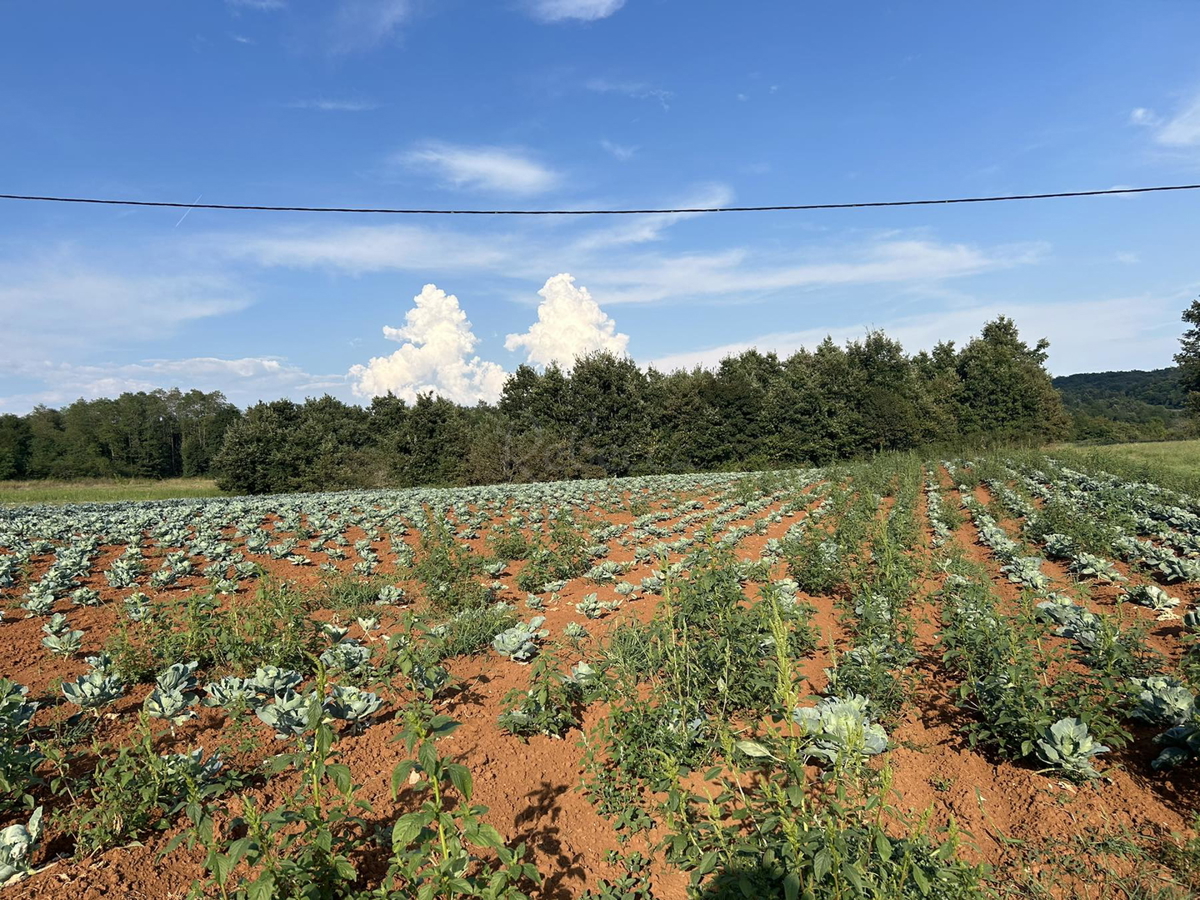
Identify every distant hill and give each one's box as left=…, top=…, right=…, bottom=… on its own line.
left=1053, top=367, right=1185, bottom=409
left=1052, top=367, right=1189, bottom=441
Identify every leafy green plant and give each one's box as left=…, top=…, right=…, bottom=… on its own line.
left=498, top=657, right=581, bottom=739
left=188, top=693, right=372, bottom=900
left=1034, top=717, right=1109, bottom=779
left=381, top=706, right=541, bottom=899
left=792, top=694, right=888, bottom=768
left=0, top=807, right=43, bottom=884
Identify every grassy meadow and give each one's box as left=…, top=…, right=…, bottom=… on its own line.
left=0, top=477, right=224, bottom=506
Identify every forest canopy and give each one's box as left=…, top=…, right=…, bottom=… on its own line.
left=0, top=317, right=1072, bottom=493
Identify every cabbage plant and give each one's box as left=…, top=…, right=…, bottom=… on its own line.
left=792, top=695, right=888, bottom=766
left=256, top=690, right=318, bottom=740
left=1126, top=584, right=1180, bottom=615
left=319, top=641, right=371, bottom=675
left=1034, top=717, right=1109, bottom=779
left=324, top=685, right=382, bottom=726
left=249, top=666, right=303, bottom=697
left=492, top=616, right=549, bottom=662
left=62, top=672, right=124, bottom=709
left=41, top=628, right=84, bottom=657
left=1132, top=676, right=1196, bottom=726
left=203, top=676, right=259, bottom=712
left=0, top=807, right=42, bottom=884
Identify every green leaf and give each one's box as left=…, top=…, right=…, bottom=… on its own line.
left=735, top=740, right=775, bottom=759
left=392, top=812, right=426, bottom=849
left=874, top=831, right=893, bottom=862
left=391, top=759, right=417, bottom=797
left=447, top=763, right=473, bottom=801
left=473, top=822, right=505, bottom=850
left=783, top=872, right=801, bottom=900
left=429, top=714, right=461, bottom=736
left=813, top=848, right=831, bottom=882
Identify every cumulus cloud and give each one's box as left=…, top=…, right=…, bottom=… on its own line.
left=527, top=0, right=626, bottom=22
left=505, top=274, right=629, bottom=368
left=396, top=142, right=561, bottom=195
left=349, top=284, right=507, bottom=403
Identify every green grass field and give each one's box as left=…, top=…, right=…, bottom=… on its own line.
left=1053, top=438, right=1200, bottom=493
left=0, top=477, right=224, bottom=506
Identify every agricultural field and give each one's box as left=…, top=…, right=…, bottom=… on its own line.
left=1, top=455, right=1199, bottom=899
left=1056, top=440, right=1200, bottom=493
left=0, top=478, right=224, bottom=507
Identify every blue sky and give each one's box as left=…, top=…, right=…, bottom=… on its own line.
left=2, top=1, right=1199, bottom=413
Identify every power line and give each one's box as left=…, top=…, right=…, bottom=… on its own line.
left=1, top=182, right=1199, bottom=216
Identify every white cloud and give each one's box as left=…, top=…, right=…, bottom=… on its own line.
left=1129, top=107, right=1160, bottom=126
left=287, top=98, right=379, bottom=111
left=586, top=239, right=1045, bottom=305
left=0, top=356, right=341, bottom=414
left=331, top=0, right=415, bottom=52
left=527, top=0, right=626, bottom=22
left=1131, top=93, right=1200, bottom=147
left=231, top=34, right=256, bottom=44
left=0, top=254, right=251, bottom=363
left=585, top=77, right=672, bottom=109
left=222, top=223, right=517, bottom=275
left=395, top=141, right=561, bottom=195
left=567, top=182, right=735, bottom=253
left=1156, top=95, right=1200, bottom=147
left=505, top=274, right=629, bottom=368
left=227, top=0, right=285, bottom=9
left=646, top=295, right=1181, bottom=376
left=348, top=283, right=508, bottom=404
left=1116, top=251, right=1140, bottom=265
left=600, top=139, right=636, bottom=161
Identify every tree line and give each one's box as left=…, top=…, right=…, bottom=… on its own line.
left=0, top=316, right=1072, bottom=493
left=0, top=389, right=240, bottom=482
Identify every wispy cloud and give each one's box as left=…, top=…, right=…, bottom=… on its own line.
left=646, top=294, right=1180, bottom=376
left=0, top=252, right=251, bottom=363
left=222, top=223, right=519, bottom=275
left=287, top=98, right=379, bottom=111
left=227, top=0, right=285, bottom=10
left=0, top=356, right=341, bottom=413
left=585, top=239, right=1046, bottom=306
left=600, top=139, right=636, bottom=161
left=567, top=183, right=735, bottom=253
left=585, top=77, right=672, bottom=110
left=525, top=0, right=626, bottom=23
left=331, top=0, right=415, bottom=52
left=394, top=141, right=562, bottom=195
left=231, top=34, right=256, bottom=44
left=1131, top=91, right=1200, bottom=147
